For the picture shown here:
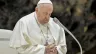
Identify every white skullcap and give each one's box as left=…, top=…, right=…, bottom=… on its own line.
left=37, top=0, right=52, bottom=5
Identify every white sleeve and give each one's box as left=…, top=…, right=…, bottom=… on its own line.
left=16, top=44, right=45, bottom=54
left=9, top=20, right=46, bottom=54
left=56, top=27, right=67, bottom=54
left=9, top=20, right=28, bottom=48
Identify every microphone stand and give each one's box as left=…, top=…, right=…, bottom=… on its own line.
left=53, top=17, right=83, bottom=54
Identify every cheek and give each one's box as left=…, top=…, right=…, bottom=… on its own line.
left=39, top=13, right=43, bottom=18
left=39, top=16, right=45, bottom=21
left=40, top=15, right=45, bottom=19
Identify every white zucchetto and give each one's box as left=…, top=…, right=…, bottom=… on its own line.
left=37, top=0, right=52, bottom=5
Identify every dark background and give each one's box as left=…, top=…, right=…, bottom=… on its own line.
left=0, top=0, right=96, bottom=54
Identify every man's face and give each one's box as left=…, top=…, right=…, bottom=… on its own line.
left=36, top=4, right=53, bottom=24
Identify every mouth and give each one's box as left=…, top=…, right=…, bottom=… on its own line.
left=45, top=20, right=49, bottom=22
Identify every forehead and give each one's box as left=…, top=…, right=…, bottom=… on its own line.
left=43, top=3, right=53, bottom=8
left=39, top=3, right=53, bottom=7
left=39, top=4, right=53, bottom=12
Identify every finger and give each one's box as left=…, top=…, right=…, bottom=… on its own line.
left=54, top=49, right=58, bottom=53
left=51, top=46, right=57, bottom=50
left=49, top=44, right=55, bottom=48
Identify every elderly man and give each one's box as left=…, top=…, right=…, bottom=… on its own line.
left=9, top=0, right=67, bottom=54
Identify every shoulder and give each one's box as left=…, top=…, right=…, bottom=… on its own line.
left=17, top=12, right=34, bottom=24
left=20, top=12, right=34, bottom=21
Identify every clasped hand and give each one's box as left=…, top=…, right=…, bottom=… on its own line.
left=45, top=44, right=58, bottom=54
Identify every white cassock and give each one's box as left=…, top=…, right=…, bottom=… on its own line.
left=9, top=12, right=67, bottom=54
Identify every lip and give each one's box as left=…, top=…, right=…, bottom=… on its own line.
left=44, top=20, right=48, bottom=23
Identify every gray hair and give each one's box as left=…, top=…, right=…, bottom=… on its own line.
left=36, top=4, right=44, bottom=11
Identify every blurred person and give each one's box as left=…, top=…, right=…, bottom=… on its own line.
left=9, top=0, right=67, bottom=54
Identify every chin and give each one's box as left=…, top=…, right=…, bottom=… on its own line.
left=42, top=22, right=48, bottom=24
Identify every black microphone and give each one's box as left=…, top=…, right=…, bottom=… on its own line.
left=53, top=17, right=64, bottom=28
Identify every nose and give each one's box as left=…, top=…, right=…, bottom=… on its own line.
left=45, top=15, right=50, bottom=20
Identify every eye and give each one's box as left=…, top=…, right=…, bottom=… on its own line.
left=43, top=12, right=51, bottom=16
left=44, top=12, right=47, bottom=15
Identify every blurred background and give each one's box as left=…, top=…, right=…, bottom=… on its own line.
left=0, top=0, right=96, bottom=54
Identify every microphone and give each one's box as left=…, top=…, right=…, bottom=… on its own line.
left=53, top=17, right=83, bottom=54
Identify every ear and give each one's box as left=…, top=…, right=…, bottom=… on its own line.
left=35, top=7, right=38, bottom=12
